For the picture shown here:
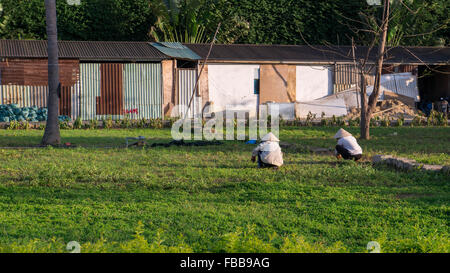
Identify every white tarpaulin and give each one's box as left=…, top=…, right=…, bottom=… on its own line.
left=263, top=72, right=419, bottom=118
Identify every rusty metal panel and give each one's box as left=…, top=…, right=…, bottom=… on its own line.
left=59, top=86, right=71, bottom=116
left=382, top=64, right=417, bottom=74
left=177, top=68, right=198, bottom=118
left=79, top=62, right=163, bottom=120
left=123, top=63, right=162, bottom=119
left=79, top=63, right=100, bottom=120
left=97, top=63, right=123, bottom=115
left=0, top=59, right=79, bottom=86
left=0, top=85, right=48, bottom=107
left=0, top=84, right=74, bottom=117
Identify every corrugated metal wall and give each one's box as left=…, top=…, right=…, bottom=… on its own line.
left=0, top=85, right=74, bottom=116
left=0, top=62, right=163, bottom=121
left=98, top=63, right=124, bottom=116
left=79, top=62, right=162, bottom=120
left=382, top=64, right=417, bottom=74
left=381, top=73, right=419, bottom=99
left=0, top=85, right=48, bottom=107
left=123, top=63, right=162, bottom=119
left=0, top=58, right=79, bottom=116
left=178, top=68, right=198, bottom=118
left=79, top=63, right=101, bottom=120
left=334, top=64, right=375, bottom=93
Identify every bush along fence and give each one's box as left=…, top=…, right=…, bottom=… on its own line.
left=0, top=108, right=448, bottom=130
left=277, top=110, right=448, bottom=127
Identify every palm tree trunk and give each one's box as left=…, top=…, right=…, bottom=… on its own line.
left=42, top=0, right=61, bottom=145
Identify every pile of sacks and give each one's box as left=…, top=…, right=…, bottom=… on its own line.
left=0, top=104, right=48, bottom=122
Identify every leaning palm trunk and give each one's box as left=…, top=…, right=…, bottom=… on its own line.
left=42, top=0, right=61, bottom=145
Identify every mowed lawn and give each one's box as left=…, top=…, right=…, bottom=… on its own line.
left=0, top=126, right=448, bottom=253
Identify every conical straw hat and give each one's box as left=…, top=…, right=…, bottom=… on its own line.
left=261, top=132, right=280, bottom=142
left=334, top=128, right=352, bottom=139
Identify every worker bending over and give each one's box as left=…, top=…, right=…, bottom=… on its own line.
left=334, top=128, right=363, bottom=161
left=251, top=132, right=284, bottom=169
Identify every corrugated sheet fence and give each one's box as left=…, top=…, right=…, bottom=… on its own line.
left=177, top=68, right=198, bottom=118
left=334, top=64, right=375, bottom=93
left=0, top=85, right=48, bottom=107
left=79, top=63, right=101, bottom=120
left=0, top=85, right=76, bottom=116
left=0, top=62, right=163, bottom=120
left=123, top=63, right=162, bottom=120
left=79, top=62, right=162, bottom=120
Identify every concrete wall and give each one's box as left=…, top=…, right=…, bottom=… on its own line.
left=207, top=64, right=334, bottom=117
left=198, top=64, right=209, bottom=112
left=296, top=65, right=333, bottom=101
left=162, top=59, right=175, bottom=117
left=208, top=64, right=259, bottom=116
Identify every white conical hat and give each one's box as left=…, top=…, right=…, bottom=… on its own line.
left=334, top=128, right=352, bottom=139
left=261, top=132, right=280, bottom=142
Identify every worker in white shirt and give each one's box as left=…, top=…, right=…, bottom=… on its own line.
left=334, top=128, right=363, bottom=161
left=251, top=132, right=284, bottom=168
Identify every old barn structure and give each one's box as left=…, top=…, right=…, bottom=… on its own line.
left=0, top=40, right=448, bottom=120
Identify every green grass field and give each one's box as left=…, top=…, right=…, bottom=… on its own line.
left=0, top=126, right=448, bottom=253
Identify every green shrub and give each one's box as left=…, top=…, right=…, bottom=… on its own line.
left=7, top=121, right=21, bottom=130
left=149, top=118, right=163, bottom=129
left=381, top=117, right=390, bottom=127
left=73, top=117, right=82, bottom=129
left=305, top=112, right=315, bottom=126
left=347, top=118, right=359, bottom=127
left=320, top=112, right=329, bottom=126
left=331, top=115, right=337, bottom=126
left=5, top=121, right=31, bottom=130
left=370, top=117, right=379, bottom=127
left=435, top=111, right=447, bottom=126
left=412, top=115, right=424, bottom=126
left=119, top=115, right=132, bottom=129
left=396, top=114, right=404, bottom=127
left=137, top=118, right=147, bottom=129
left=103, top=116, right=114, bottom=129
left=59, top=120, right=72, bottom=129
left=86, top=119, right=98, bottom=130
left=336, top=116, right=346, bottom=126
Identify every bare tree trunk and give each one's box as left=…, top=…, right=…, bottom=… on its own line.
left=360, top=0, right=390, bottom=140
left=42, top=0, right=61, bottom=145
left=360, top=72, right=370, bottom=139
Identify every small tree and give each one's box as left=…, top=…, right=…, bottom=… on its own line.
left=359, top=0, right=390, bottom=139
left=303, top=0, right=447, bottom=139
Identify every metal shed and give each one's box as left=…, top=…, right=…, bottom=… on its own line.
left=0, top=40, right=168, bottom=120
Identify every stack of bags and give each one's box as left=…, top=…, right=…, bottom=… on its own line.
left=0, top=104, right=48, bottom=122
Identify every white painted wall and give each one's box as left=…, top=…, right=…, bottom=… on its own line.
left=296, top=65, right=333, bottom=101
left=208, top=64, right=259, bottom=116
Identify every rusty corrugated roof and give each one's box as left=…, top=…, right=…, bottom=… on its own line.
left=184, top=44, right=450, bottom=65
left=0, top=40, right=168, bottom=61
